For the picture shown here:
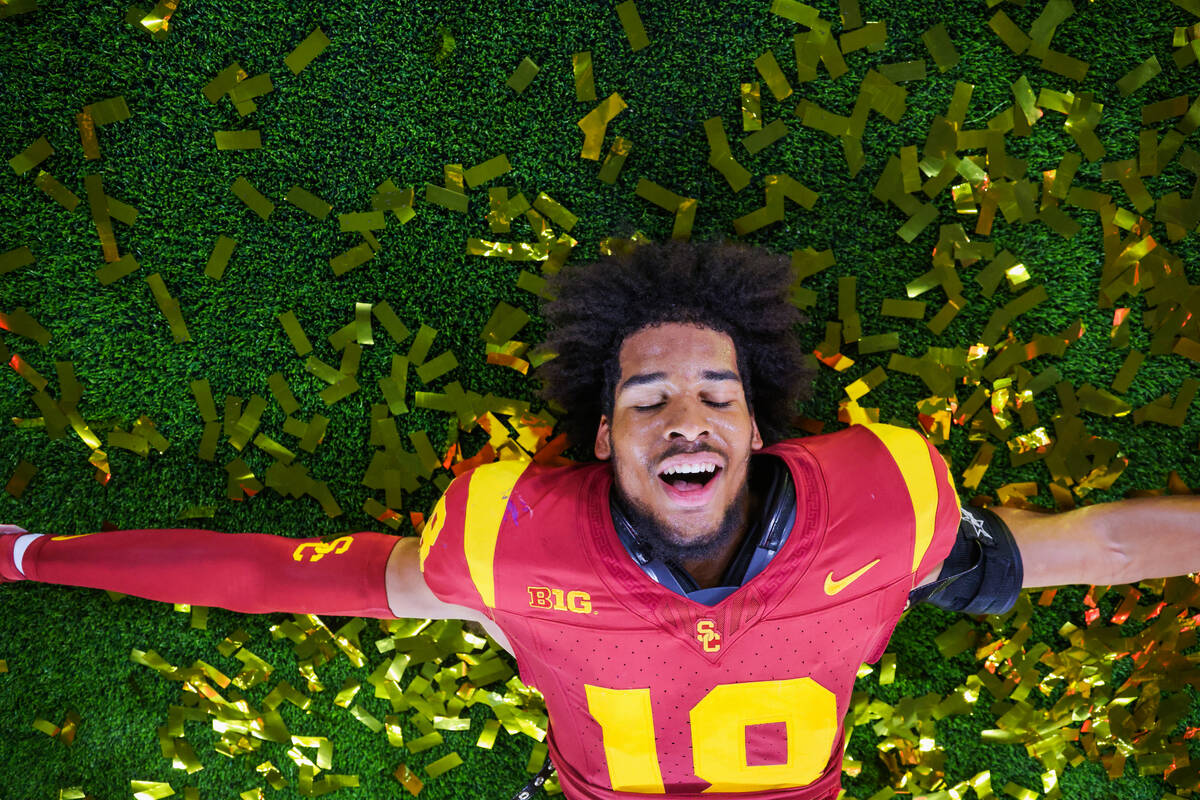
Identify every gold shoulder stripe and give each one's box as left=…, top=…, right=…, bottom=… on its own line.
left=862, top=423, right=941, bottom=574
left=464, top=460, right=531, bottom=609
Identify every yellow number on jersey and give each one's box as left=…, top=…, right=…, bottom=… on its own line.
left=585, top=677, right=837, bottom=792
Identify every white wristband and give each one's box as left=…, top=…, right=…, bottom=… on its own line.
left=13, top=533, right=43, bottom=577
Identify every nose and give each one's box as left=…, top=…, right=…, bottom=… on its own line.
left=664, top=395, right=711, bottom=442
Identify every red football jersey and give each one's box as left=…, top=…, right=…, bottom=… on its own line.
left=419, top=423, right=962, bottom=799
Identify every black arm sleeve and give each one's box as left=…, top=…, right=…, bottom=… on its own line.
left=907, top=505, right=1024, bottom=615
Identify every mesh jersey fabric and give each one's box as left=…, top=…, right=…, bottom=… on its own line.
left=418, top=423, right=963, bottom=799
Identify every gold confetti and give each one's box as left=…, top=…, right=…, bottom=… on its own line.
left=615, top=0, right=649, bottom=51
left=231, top=177, right=274, bottom=220
left=85, top=96, right=130, bottom=126
left=1116, top=55, right=1161, bottom=97
left=463, top=154, right=512, bottom=188
left=285, top=27, right=330, bottom=74
left=598, top=136, right=632, bottom=184
left=0, top=245, right=34, bottom=274
left=754, top=50, right=792, bottom=100
left=573, top=51, right=595, bottom=101
left=922, top=23, right=959, bottom=72
left=95, top=253, right=140, bottom=286
left=577, top=92, right=627, bottom=159
left=33, top=171, right=80, bottom=211
left=424, top=183, right=468, bottom=213
left=145, top=274, right=191, bottom=343
left=5, top=460, right=36, bottom=498
left=284, top=185, right=332, bottom=219
left=215, top=131, right=262, bottom=150
left=506, top=57, right=540, bottom=93
left=131, top=782, right=175, bottom=800
left=9, top=136, right=53, bottom=174
left=191, top=237, right=234, bottom=285
left=740, top=82, right=762, bottom=132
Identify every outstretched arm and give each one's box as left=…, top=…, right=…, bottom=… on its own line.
left=992, top=495, right=1200, bottom=590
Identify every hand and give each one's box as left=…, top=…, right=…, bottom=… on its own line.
left=1, top=524, right=30, bottom=583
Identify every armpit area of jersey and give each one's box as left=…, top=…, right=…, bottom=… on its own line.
left=907, top=505, right=1024, bottom=615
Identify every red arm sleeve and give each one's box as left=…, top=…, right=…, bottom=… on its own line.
left=10, top=528, right=398, bottom=619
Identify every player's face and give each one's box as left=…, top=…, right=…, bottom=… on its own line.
left=594, top=322, right=763, bottom=554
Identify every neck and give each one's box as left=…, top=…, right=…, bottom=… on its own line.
left=681, top=482, right=763, bottom=589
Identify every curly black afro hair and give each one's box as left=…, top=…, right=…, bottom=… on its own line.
left=535, top=238, right=817, bottom=457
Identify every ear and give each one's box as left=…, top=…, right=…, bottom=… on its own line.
left=594, top=414, right=613, bottom=460
left=750, top=415, right=763, bottom=451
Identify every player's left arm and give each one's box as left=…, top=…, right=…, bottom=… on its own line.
left=992, top=495, right=1200, bottom=589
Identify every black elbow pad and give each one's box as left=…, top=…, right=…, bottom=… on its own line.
left=907, top=505, right=1024, bottom=615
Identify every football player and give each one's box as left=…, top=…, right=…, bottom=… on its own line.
left=3, top=239, right=1197, bottom=800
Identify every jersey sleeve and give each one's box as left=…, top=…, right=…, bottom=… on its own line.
left=418, top=459, right=534, bottom=621
left=913, top=431, right=964, bottom=583
left=859, top=423, right=963, bottom=584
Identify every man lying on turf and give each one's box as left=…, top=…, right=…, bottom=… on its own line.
left=3, top=239, right=1198, bottom=800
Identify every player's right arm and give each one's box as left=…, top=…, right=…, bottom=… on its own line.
left=0, top=523, right=510, bottom=651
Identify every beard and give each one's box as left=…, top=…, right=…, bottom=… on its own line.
left=613, top=471, right=750, bottom=569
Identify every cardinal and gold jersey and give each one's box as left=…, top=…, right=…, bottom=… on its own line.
left=419, top=422, right=962, bottom=799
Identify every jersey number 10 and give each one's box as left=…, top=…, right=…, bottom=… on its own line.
left=585, top=677, right=838, bottom=792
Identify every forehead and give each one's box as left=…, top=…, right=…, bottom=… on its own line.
left=617, top=323, right=738, bottom=376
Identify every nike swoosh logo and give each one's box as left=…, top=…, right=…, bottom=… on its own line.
left=824, top=559, right=881, bottom=595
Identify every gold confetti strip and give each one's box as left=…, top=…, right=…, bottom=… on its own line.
left=393, top=763, right=424, bottom=795
left=424, top=183, right=468, bottom=213
left=754, top=50, right=792, bottom=101
left=131, top=782, right=175, bottom=800
left=0, top=245, right=34, bottom=274
left=425, top=752, right=463, bottom=778
left=0, top=0, right=37, bottom=19
left=769, top=0, right=822, bottom=28
left=95, top=253, right=140, bottom=286
left=615, top=0, right=649, bottom=50
left=284, top=185, right=332, bottom=220
left=33, top=171, right=80, bottom=211
left=922, top=23, right=959, bottom=73
left=106, top=194, right=138, bottom=227
left=840, top=20, right=886, bottom=54
left=572, top=51, right=595, bottom=101
left=506, top=56, right=540, bottom=93
left=741, top=118, right=788, bottom=155
left=85, top=96, right=130, bottom=126
left=214, top=130, right=261, bottom=150
left=577, top=92, right=627, bottom=159
left=464, top=154, right=512, bottom=188
left=145, top=273, right=191, bottom=343
left=138, top=0, right=178, bottom=35
left=330, top=242, right=374, bottom=276
left=1041, top=48, right=1089, bottom=82
left=231, top=176, right=274, bottom=220
left=5, top=460, right=36, bottom=498
left=373, top=179, right=415, bottom=223
left=339, top=211, right=385, bottom=232
left=285, top=26, right=330, bottom=74
left=203, top=63, right=246, bottom=103
left=203, top=235, right=237, bottom=281
left=878, top=60, right=925, bottom=83
left=83, top=175, right=118, bottom=262
left=0, top=307, right=51, bottom=344
left=740, top=82, right=762, bottom=132
left=9, top=136, right=53, bottom=175
left=988, top=10, right=1030, bottom=55
left=704, top=118, right=750, bottom=192
left=597, top=136, right=633, bottom=185
left=229, top=73, right=273, bottom=105
left=532, top=192, right=578, bottom=231
left=1116, top=55, right=1161, bottom=97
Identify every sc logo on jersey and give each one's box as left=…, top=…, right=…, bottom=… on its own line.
left=528, top=586, right=593, bottom=615
left=293, top=535, right=353, bottom=562
left=696, top=619, right=721, bottom=652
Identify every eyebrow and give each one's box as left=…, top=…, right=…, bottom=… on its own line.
left=617, top=369, right=741, bottom=395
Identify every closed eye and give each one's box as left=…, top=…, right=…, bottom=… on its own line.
left=634, top=401, right=733, bottom=411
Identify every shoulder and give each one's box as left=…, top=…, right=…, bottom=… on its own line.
left=418, top=458, right=607, bottom=572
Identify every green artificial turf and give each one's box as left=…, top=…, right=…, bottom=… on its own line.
left=1, top=0, right=1199, bottom=797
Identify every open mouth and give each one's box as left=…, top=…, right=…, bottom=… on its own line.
left=658, top=463, right=722, bottom=506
